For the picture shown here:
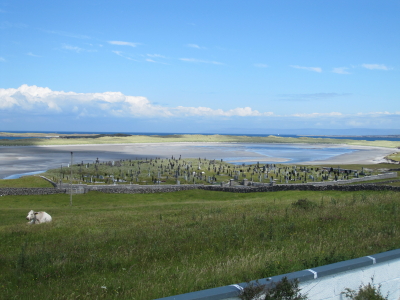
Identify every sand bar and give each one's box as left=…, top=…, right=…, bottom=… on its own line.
left=0, top=142, right=397, bottom=179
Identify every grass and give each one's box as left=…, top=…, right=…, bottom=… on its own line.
left=0, top=176, right=54, bottom=188
left=1, top=189, right=400, bottom=299
left=387, top=152, right=400, bottom=162
left=0, top=133, right=400, bottom=148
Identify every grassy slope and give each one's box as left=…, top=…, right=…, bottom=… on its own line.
left=1, top=190, right=400, bottom=299
left=387, top=152, right=400, bottom=162
left=0, top=134, right=399, bottom=148
left=0, top=176, right=53, bottom=188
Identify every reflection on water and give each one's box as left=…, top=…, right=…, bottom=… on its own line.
left=4, top=170, right=46, bottom=180
left=2, top=143, right=357, bottom=179
left=195, top=144, right=355, bottom=164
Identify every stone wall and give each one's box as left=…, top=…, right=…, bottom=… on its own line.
left=310, top=171, right=397, bottom=186
left=2, top=182, right=400, bottom=196
left=61, top=182, right=400, bottom=194
left=199, top=184, right=400, bottom=193
left=0, top=188, right=66, bottom=196
left=92, top=184, right=200, bottom=194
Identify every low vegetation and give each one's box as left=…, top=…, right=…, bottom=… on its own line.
left=1, top=189, right=400, bottom=299
left=343, top=278, right=388, bottom=300
left=239, top=277, right=307, bottom=300
left=239, top=277, right=387, bottom=300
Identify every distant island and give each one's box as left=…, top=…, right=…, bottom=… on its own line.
left=304, top=134, right=400, bottom=139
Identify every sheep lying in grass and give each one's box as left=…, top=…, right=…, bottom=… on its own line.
left=26, top=210, right=52, bottom=224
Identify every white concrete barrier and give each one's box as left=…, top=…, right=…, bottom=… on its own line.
left=157, top=249, right=400, bottom=300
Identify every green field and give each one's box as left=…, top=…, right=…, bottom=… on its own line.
left=0, top=176, right=54, bottom=188
left=1, top=189, right=400, bottom=299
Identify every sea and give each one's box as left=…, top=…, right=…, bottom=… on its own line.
left=1, top=131, right=400, bottom=141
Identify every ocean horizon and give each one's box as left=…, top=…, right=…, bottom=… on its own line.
left=1, top=131, right=400, bottom=142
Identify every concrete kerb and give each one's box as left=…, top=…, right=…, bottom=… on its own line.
left=155, top=249, right=400, bottom=300
left=38, top=175, right=58, bottom=187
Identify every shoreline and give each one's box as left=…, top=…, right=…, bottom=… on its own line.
left=0, top=142, right=397, bottom=179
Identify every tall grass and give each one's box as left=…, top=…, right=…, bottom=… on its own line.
left=1, top=190, right=400, bottom=299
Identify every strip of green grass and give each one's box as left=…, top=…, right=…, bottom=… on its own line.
left=1, top=189, right=400, bottom=299
left=0, top=176, right=53, bottom=188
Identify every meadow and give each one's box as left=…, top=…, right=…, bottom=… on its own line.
left=1, top=184, right=400, bottom=299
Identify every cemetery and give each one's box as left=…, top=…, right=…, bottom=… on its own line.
left=41, top=156, right=397, bottom=188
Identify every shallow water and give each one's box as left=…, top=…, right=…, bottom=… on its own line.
left=0, top=143, right=386, bottom=179
left=4, top=170, right=46, bottom=180
left=194, top=144, right=355, bottom=164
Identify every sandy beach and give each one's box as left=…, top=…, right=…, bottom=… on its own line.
left=297, top=144, right=397, bottom=165
left=0, top=142, right=397, bottom=179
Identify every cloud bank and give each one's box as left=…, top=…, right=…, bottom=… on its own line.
left=0, top=85, right=269, bottom=118
left=1, top=86, right=398, bottom=131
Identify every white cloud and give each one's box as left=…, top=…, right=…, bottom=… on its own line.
left=145, top=58, right=168, bottom=65
left=292, top=112, right=343, bottom=118
left=112, top=51, right=137, bottom=61
left=180, top=58, right=223, bottom=65
left=27, top=52, right=41, bottom=57
left=3, top=86, right=400, bottom=132
left=254, top=64, right=268, bottom=68
left=362, top=64, right=392, bottom=70
left=62, top=44, right=96, bottom=53
left=147, top=54, right=166, bottom=58
left=332, top=67, right=350, bottom=74
left=175, top=106, right=272, bottom=117
left=186, top=44, right=206, bottom=49
left=0, top=85, right=272, bottom=118
left=356, top=111, right=397, bottom=116
left=290, top=65, right=322, bottom=73
left=0, top=57, right=5, bottom=62
left=108, top=41, right=139, bottom=47
left=62, top=44, right=82, bottom=52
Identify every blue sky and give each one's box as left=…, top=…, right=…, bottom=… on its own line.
left=1, top=0, right=399, bottom=134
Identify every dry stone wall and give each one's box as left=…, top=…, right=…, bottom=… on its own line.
left=2, top=182, right=400, bottom=196
left=199, top=184, right=400, bottom=193
left=0, top=188, right=67, bottom=196
left=92, top=184, right=199, bottom=194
